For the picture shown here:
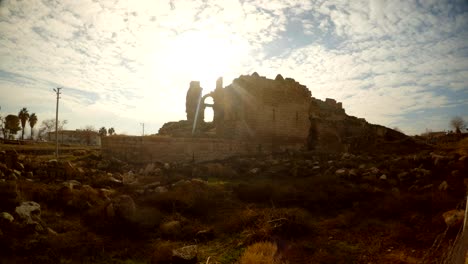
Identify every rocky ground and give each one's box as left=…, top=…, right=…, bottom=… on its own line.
left=0, top=138, right=467, bottom=264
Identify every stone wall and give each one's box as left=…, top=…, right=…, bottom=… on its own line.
left=101, top=136, right=304, bottom=164
left=223, top=74, right=311, bottom=143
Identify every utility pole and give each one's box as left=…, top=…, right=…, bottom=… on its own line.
left=53, top=87, right=61, bottom=159
left=140, top=123, right=145, bottom=136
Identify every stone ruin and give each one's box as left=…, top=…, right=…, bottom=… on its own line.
left=103, top=73, right=413, bottom=163
left=161, top=72, right=411, bottom=150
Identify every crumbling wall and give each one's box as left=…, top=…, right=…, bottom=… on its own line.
left=101, top=136, right=304, bottom=164
left=223, top=73, right=311, bottom=144
left=308, top=97, right=416, bottom=154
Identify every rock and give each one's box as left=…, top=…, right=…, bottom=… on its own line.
left=397, top=172, right=411, bottom=183
left=7, top=173, right=18, bottom=181
left=26, top=171, right=33, bottom=178
left=391, top=187, right=400, bottom=197
left=196, top=228, right=214, bottom=241
left=335, top=169, right=347, bottom=176
left=15, top=201, right=41, bottom=225
left=348, top=169, right=358, bottom=177
left=312, top=166, right=320, bottom=170
left=249, top=168, right=260, bottom=174
left=63, top=161, right=76, bottom=177
left=15, top=162, right=24, bottom=171
left=172, top=245, right=198, bottom=264
left=13, top=169, right=21, bottom=177
left=368, top=167, right=380, bottom=175
left=412, top=168, right=431, bottom=178
left=0, top=212, right=14, bottom=223
left=145, top=182, right=161, bottom=190
left=47, top=227, right=58, bottom=236
left=160, top=220, right=181, bottom=236
left=111, top=195, right=135, bottom=221
left=191, top=178, right=206, bottom=185
left=62, top=180, right=82, bottom=189
left=99, top=188, right=114, bottom=200
left=442, top=209, right=464, bottom=228
left=154, top=186, right=168, bottom=193
left=108, top=176, right=123, bottom=185
left=379, top=174, right=387, bottom=180
left=144, top=163, right=155, bottom=175
left=438, top=181, right=449, bottom=191
left=418, top=184, right=433, bottom=191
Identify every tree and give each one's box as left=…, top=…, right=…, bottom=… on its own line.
left=18, top=107, right=29, bottom=140
left=108, top=127, right=115, bottom=135
left=450, top=116, right=465, bottom=134
left=99, top=127, right=107, bottom=137
left=29, top=113, right=38, bottom=139
left=5, top=115, right=21, bottom=139
left=38, top=118, right=68, bottom=140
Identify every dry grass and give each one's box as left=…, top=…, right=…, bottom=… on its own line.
left=457, top=137, right=468, bottom=156
left=239, top=242, right=280, bottom=264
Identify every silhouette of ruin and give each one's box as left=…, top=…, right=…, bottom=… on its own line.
left=102, top=72, right=412, bottom=163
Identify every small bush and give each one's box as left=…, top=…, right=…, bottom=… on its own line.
left=239, top=242, right=279, bottom=264
left=139, top=181, right=228, bottom=219
left=220, top=207, right=316, bottom=241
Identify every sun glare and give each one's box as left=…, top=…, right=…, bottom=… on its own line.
left=155, top=30, right=249, bottom=90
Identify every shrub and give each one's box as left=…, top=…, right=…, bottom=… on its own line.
left=239, top=242, right=279, bottom=264
left=220, top=207, right=316, bottom=241
left=138, top=181, right=229, bottom=219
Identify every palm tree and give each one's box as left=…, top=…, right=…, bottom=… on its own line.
left=108, top=127, right=115, bottom=135
left=99, top=127, right=107, bottom=137
left=18, top=107, right=29, bottom=140
left=29, top=113, right=38, bottom=139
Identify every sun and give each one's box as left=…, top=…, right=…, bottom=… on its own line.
left=156, top=30, right=249, bottom=90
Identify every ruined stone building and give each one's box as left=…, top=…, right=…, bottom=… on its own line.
left=183, top=73, right=312, bottom=145
left=103, top=73, right=409, bottom=163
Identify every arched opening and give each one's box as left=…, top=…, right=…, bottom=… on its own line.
left=201, top=95, right=215, bottom=123
left=205, top=107, right=214, bottom=122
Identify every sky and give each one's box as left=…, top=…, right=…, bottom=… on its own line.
left=0, top=0, right=467, bottom=136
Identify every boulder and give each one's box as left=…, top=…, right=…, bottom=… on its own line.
left=15, top=162, right=24, bottom=171
left=442, top=209, right=464, bottom=229
left=196, top=228, right=214, bottom=241
left=172, top=245, right=198, bottom=264
left=0, top=212, right=14, bottom=223
left=143, top=163, right=156, bottom=175
left=111, top=195, right=135, bottom=221
left=15, top=201, right=41, bottom=225
left=249, top=168, right=260, bottom=174
left=438, top=181, right=449, bottom=191
left=160, top=220, right=181, bottom=236
left=63, top=161, right=76, bottom=177
left=368, top=167, right=380, bottom=175
left=335, top=169, right=347, bottom=176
